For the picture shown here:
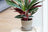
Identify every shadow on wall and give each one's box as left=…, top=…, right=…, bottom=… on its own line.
left=0, top=0, right=10, bottom=12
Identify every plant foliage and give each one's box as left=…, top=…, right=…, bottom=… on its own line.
left=6, top=0, right=42, bottom=20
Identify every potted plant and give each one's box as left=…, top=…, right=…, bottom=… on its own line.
left=6, top=0, right=42, bottom=31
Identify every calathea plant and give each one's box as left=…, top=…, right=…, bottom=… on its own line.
left=6, top=0, right=42, bottom=21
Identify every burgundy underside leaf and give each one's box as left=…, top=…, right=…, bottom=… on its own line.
left=10, top=0, right=16, bottom=4
left=14, top=8, right=25, bottom=15
left=32, top=1, right=42, bottom=7
left=29, top=1, right=42, bottom=10
left=27, top=1, right=42, bottom=13
left=22, top=17, right=28, bottom=21
left=21, top=17, right=32, bottom=21
left=33, top=5, right=42, bottom=8
left=29, top=0, right=31, bottom=3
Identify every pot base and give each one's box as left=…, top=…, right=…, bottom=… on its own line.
left=21, top=27, right=32, bottom=31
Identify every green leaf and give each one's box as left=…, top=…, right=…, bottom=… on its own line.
left=14, top=0, right=22, bottom=6
left=15, top=15, right=23, bottom=18
left=22, top=15, right=33, bottom=17
left=31, top=1, right=42, bottom=7
left=14, top=0, right=25, bottom=11
left=6, top=0, right=20, bottom=8
left=25, top=0, right=29, bottom=9
left=18, top=0, right=21, bottom=2
left=22, top=5, right=25, bottom=11
left=29, top=7, right=38, bottom=13
left=29, top=16, right=33, bottom=17
left=28, top=0, right=37, bottom=9
left=31, top=7, right=38, bottom=15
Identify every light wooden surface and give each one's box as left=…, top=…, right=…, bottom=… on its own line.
left=0, top=7, right=42, bottom=32
left=0, top=8, right=22, bottom=32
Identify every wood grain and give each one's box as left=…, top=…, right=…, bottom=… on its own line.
left=0, top=7, right=22, bottom=32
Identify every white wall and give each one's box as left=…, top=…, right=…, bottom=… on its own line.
left=43, top=0, right=47, bottom=32
left=32, top=0, right=43, bottom=32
